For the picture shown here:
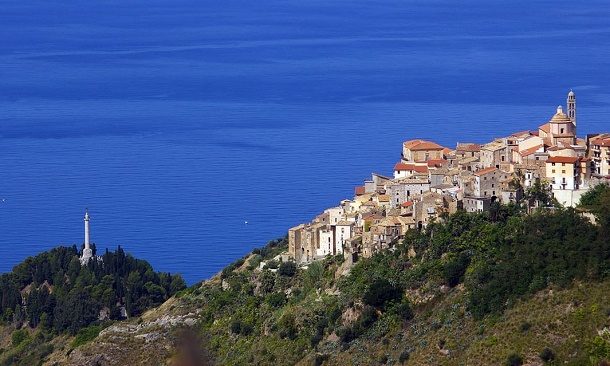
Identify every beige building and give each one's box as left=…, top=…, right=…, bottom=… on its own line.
left=545, top=156, right=588, bottom=190
left=402, top=139, right=446, bottom=163
left=480, top=139, right=508, bottom=168
left=589, top=133, right=610, bottom=177
left=538, top=105, right=576, bottom=147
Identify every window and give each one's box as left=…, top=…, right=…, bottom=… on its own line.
left=562, top=170, right=565, bottom=174
left=552, top=169, right=555, bottom=173
left=552, top=162, right=556, bottom=166
left=491, top=183, right=494, bottom=188
left=562, top=163, right=565, bottom=166
left=561, top=128, right=564, bottom=134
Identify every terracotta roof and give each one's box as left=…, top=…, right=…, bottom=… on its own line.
left=519, top=144, right=543, bottom=157
left=362, top=213, right=383, bottom=220
left=546, top=156, right=579, bottom=164
left=354, top=186, right=365, bottom=196
left=539, top=123, right=550, bottom=134
left=377, top=195, right=390, bottom=202
left=511, top=130, right=532, bottom=137
left=394, top=162, right=429, bottom=173
left=403, top=139, right=445, bottom=151
left=456, top=143, right=481, bottom=152
left=427, top=159, right=447, bottom=168
left=401, top=201, right=414, bottom=208
left=591, top=135, right=610, bottom=147
left=474, top=167, right=498, bottom=176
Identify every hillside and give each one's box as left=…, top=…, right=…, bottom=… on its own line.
left=0, top=246, right=185, bottom=365
left=1, top=185, right=609, bottom=365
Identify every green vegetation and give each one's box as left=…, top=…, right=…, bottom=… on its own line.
left=71, top=324, right=105, bottom=348
left=3, top=186, right=610, bottom=365
left=0, top=246, right=185, bottom=335
left=173, top=186, right=610, bottom=365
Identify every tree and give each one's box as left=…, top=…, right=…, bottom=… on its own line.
left=363, top=278, right=402, bottom=308
left=525, top=180, right=554, bottom=210
left=278, top=261, right=297, bottom=277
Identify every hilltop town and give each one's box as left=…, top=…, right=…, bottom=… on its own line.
left=287, top=91, right=610, bottom=264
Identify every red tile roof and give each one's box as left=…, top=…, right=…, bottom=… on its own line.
left=401, top=201, right=414, bottom=208
left=394, top=162, right=429, bottom=173
left=546, top=156, right=579, bottom=164
left=519, top=144, right=543, bottom=157
left=474, top=167, right=498, bottom=176
left=403, top=139, right=445, bottom=151
left=427, top=159, right=447, bottom=168
left=538, top=123, right=551, bottom=134
left=511, top=130, right=532, bottom=137
left=456, top=143, right=481, bottom=152
left=354, top=186, right=365, bottom=196
left=591, top=135, right=610, bottom=147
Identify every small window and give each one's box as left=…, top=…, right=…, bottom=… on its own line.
left=562, top=170, right=566, bottom=174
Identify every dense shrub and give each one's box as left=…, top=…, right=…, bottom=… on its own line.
left=11, top=330, right=29, bottom=346
left=443, top=252, right=470, bottom=287
left=363, top=279, right=402, bottom=308
left=399, top=349, right=410, bottom=363
left=266, top=292, right=286, bottom=308
left=264, top=260, right=279, bottom=270
left=505, top=353, right=523, bottom=366
left=539, top=347, right=555, bottom=363
left=71, top=325, right=103, bottom=347
left=278, top=261, right=297, bottom=277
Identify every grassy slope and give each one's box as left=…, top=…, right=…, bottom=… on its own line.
left=320, top=281, right=610, bottom=365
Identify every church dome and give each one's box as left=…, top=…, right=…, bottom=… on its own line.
left=549, top=105, right=572, bottom=124
left=568, top=90, right=575, bottom=97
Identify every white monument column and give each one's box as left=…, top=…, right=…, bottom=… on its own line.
left=81, top=209, right=93, bottom=264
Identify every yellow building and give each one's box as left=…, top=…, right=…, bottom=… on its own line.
left=545, top=156, right=588, bottom=190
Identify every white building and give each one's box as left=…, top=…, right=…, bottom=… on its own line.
left=335, top=221, right=353, bottom=255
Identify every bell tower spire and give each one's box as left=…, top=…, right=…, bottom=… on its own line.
left=567, top=89, right=576, bottom=127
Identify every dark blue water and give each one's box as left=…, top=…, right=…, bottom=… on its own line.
left=1, top=0, right=610, bottom=284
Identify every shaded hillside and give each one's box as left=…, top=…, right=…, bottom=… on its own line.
left=0, top=246, right=185, bottom=365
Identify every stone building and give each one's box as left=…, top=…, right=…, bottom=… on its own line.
left=386, top=177, right=431, bottom=207
left=401, top=139, right=446, bottom=163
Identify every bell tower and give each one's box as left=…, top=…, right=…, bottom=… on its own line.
left=567, top=89, right=576, bottom=127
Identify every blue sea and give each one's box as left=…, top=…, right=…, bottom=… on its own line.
left=1, top=0, right=609, bottom=284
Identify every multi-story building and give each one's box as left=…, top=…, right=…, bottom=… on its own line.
left=588, top=133, right=610, bottom=177
left=545, top=156, right=585, bottom=190
left=401, top=139, right=446, bottom=163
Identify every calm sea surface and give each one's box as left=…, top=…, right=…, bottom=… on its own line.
left=1, top=0, right=610, bottom=284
